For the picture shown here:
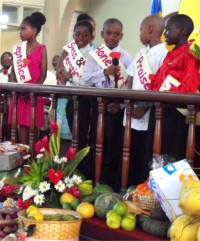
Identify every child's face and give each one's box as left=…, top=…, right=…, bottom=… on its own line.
left=73, top=26, right=92, bottom=49
left=101, top=23, right=123, bottom=49
left=19, top=21, right=37, bottom=41
left=139, top=20, right=150, bottom=46
left=164, top=18, right=180, bottom=46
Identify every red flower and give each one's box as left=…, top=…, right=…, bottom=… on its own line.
left=3, top=69, right=8, bottom=75
left=35, top=140, right=42, bottom=153
left=66, top=147, right=76, bottom=160
left=23, top=167, right=32, bottom=174
left=48, top=169, right=64, bottom=184
left=41, top=136, right=50, bottom=153
left=65, top=186, right=80, bottom=197
left=16, top=198, right=33, bottom=209
left=50, top=121, right=58, bottom=135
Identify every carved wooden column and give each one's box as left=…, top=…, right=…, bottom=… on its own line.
left=11, top=91, right=17, bottom=145
left=2, top=93, right=9, bottom=141
left=95, top=97, right=106, bottom=186
left=121, top=99, right=132, bottom=193
left=72, top=96, right=79, bottom=151
left=186, top=105, right=197, bottom=166
left=50, top=94, right=57, bottom=122
left=29, top=93, right=36, bottom=158
left=0, top=93, right=2, bottom=142
left=153, top=102, right=163, bottom=158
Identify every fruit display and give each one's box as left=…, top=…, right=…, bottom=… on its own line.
left=94, top=192, right=122, bottom=218
left=78, top=180, right=93, bottom=196
left=168, top=179, right=200, bottom=241
left=106, top=201, right=137, bottom=231
left=76, top=202, right=95, bottom=219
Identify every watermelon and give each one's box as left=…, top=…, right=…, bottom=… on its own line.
left=93, top=184, right=114, bottom=195
left=94, top=193, right=122, bottom=219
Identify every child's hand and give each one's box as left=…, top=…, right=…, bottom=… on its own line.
left=56, top=67, right=72, bottom=85
left=104, top=65, right=120, bottom=76
left=107, top=103, right=120, bottom=114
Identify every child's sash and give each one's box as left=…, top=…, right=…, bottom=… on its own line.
left=63, top=40, right=86, bottom=78
left=89, top=44, right=128, bottom=88
left=133, top=49, right=152, bottom=90
left=159, top=75, right=181, bottom=91
left=13, top=41, right=31, bottom=83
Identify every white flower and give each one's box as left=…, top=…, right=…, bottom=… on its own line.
left=39, top=181, right=51, bottom=193
left=60, top=157, right=67, bottom=163
left=53, top=155, right=61, bottom=164
left=36, top=154, right=43, bottom=159
left=23, top=154, right=30, bottom=160
left=22, top=185, right=38, bottom=201
left=40, top=147, right=45, bottom=152
left=55, top=181, right=66, bottom=192
left=17, top=186, right=23, bottom=194
left=34, top=194, right=45, bottom=205
left=0, top=177, right=6, bottom=190
left=14, top=168, right=21, bottom=178
left=64, top=177, right=74, bottom=188
left=72, top=174, right=82, bottom=185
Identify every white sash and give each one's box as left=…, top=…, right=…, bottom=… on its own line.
left=89, top=44, right=128, bottom=89
left=133, top=49, right=152, bottom=90
left=13, top=41, right=31, bottom=83
left=63, top=40, right=86, bottom=78
left=159, top=75, right=181, bottom=91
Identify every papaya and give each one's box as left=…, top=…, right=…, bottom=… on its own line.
left=83, top=194, right=99, bottom=203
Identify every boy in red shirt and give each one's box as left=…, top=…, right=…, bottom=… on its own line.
left=146, top=14, right=200, bottom=164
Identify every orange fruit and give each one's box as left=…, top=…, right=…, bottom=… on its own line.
left=60, top=193, right=75, bottom=205
left=113, top=201, right=128, bottom=216
left=121, top=217, right=136, bottom=231
left=28, top=210, right=44, bottom=221
left=76, top=202, right=95, bottom=219
left=106, top=213, right=121, bottom=229
left=26, top=205, right=38, bottom=216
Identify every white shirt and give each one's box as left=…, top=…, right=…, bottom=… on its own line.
left=82, top=45, right=132, bottom=88
left=123, top=43, right=168, bottom=131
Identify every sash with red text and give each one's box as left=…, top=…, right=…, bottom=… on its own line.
left=133, top=48, right=152, bottom=90
left=89, top=44, right=127, bottom=89
left=63, top=40, right=86, bottom=78
left=13, top=41, right=31, bottom=83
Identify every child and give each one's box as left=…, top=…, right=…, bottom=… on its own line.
left=123, top=15, right=168, bottom=185
left=8, top=12, right=47, bottom=144
left=82, top=18, right=132, bottom=189
left=0, top=52, right=13, bottom=83
left=56, top=20, right=94, bottom=177
left=146, top=14, right=200, bottom=164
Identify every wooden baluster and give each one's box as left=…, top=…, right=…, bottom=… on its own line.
left=29, top=92, right=36, bottom=158
left=121, top=99, right=132, bottom=193
left=186, top=105, right=197, bottom=166
left=0, top=93, right=2, bottom=142
left=153, top=102, right=163, bottom=158
left=2, top=93, right=10, bottom=141
left=50, top=94, right=57, bottom=122
left=95, top=97, right=106, bottom=186
left=71, top=96, right=79, bottom=151
left=11, top=91, right=17, bottom=145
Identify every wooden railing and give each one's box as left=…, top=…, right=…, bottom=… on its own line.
left=1, top=83, right=200, bottom=192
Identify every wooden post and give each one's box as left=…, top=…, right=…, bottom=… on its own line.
left=186, top=105, right=197, bottom=166
left=11, top=91, right=17, bottom=145
left=95, top=97, right=106, bottom=186
left=50, top=94, right=57, bottom=122
left=29, top=92, right=36, bottom=158
left=121, top=99, right=132, bottom=193
left=72, top=96, right=79, bottom=151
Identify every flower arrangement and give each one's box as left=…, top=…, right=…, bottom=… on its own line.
left=13, top=121, right=90, bottom=208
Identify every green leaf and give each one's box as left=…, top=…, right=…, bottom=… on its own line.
left=64, top=146, right=90, bottom=177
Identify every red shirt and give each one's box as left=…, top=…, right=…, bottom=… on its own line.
left=149, top=44, right=200, bottom=93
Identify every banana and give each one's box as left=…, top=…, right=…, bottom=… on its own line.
left=168, top=214, right=200, bottom=241
left=179, top=187, right=200, bottom=216
left=179, top=179, right=200, bottom=200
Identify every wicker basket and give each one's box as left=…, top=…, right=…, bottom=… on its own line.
left=136, top=194, right=161, bottom=211
left=18, top=208, right=82, bottom=240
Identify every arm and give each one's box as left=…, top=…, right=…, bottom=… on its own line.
left=56, top=50, right=68, bottom=81
left=10, top=65, right=17, bottom=82
left=38, top=46, right=47, bottom=84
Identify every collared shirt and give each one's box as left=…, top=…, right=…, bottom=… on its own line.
left=149, top=44, right=200, bottom=93
left=82, top=45, right=132, bottom=88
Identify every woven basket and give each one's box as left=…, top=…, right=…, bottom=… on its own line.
left=136, top=194, right=161, bottom=211
left=18, top=208, right=82, bottom=240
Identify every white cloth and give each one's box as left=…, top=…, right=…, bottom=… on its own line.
left=82, top=45, right=132, bottom=88
left=0, top=67, right=11, bottom=83
left=123, top=43, right=167, bottom=131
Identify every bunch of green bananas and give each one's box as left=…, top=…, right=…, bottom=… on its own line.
left=78, top=180, right=93, bottom=196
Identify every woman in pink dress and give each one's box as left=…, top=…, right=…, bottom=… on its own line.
left=8, top=12, right=47, bottom=144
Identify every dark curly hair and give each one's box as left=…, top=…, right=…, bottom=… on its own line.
left=23, top=12, right=46, bottom=34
